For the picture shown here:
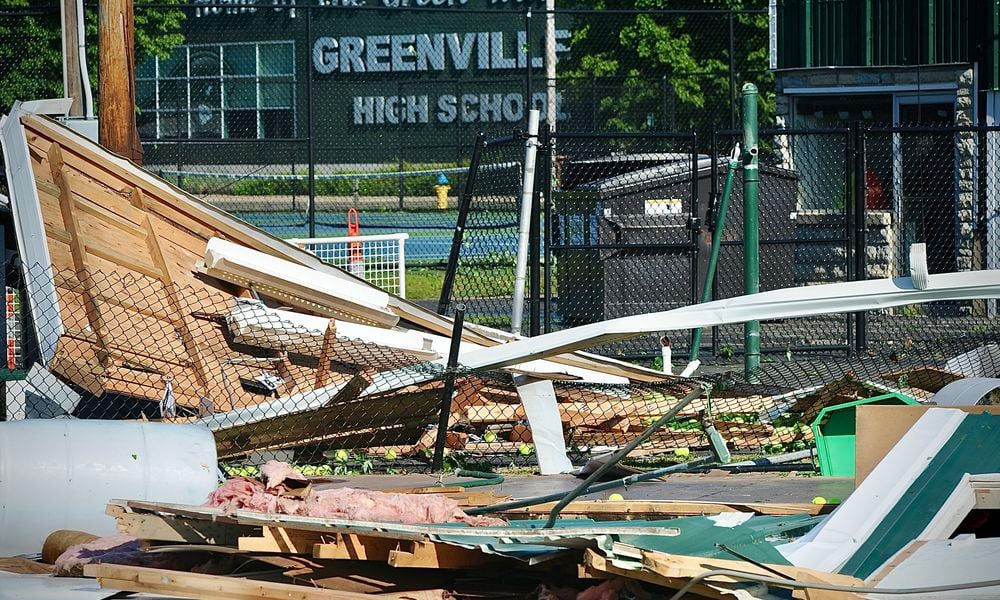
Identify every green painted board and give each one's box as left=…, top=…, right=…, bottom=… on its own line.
left=841, top=412, right=1000, bottom=579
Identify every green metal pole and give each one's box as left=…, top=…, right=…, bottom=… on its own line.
left=690, top=145, right=740, bottom=361
left=742, top=83, right=760, bottom=382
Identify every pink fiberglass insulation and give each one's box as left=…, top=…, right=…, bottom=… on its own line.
left=260, top=459, right=308, bottom=490
left=305, top=487, right=506, bottom=526
left=205, top=462, right=506, bottom=527
left=53, top=535, right=237, bottom=577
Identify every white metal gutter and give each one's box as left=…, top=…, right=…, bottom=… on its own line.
left=461, top=271, right=1000, bottom=371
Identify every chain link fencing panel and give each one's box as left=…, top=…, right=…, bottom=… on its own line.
left=6, top=259, right=999, bottom=475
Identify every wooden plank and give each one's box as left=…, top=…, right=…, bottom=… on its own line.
left=387, top=540, right=507, bottom=569
left=84, top=563, right=379, bottom=600
left=501, top=499, right=828, bottom=520
left=83, top=241, right=163, bottom=280
left=639, top=548, right=864, bottom=590
left=312, top=534, right=399, bottom=561
left=73, top=195, right=147, bottom=237
left=107, top=503, right=256, bottom=546
left=239, top=526, right=330, bottom=554
left=581, top=549, right=729, bottom=599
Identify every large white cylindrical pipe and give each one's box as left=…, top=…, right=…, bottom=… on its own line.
left=0, top=421, right=218, bottom=556
left=511, top=108, right=541, bottom=335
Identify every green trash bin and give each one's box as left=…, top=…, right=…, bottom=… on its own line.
left=811, top=392, right=920, bottom=477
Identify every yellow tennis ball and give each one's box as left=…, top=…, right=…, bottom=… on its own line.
left=812, top=496, right=828, bottom=505
left=608, top=493, right=624, bottom=501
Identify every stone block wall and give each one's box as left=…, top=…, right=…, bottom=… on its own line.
left=793, top=210, right=893, bottom=285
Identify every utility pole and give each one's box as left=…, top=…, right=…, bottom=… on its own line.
left=99, top=0, right=143, bottom=163
left=742, top=83, right=760, bottom=381
left=61, top=0, right=83, bottom=116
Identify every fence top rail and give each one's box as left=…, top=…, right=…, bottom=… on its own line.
left=288, top=233, right=410, bottom=245
left=551, top=131, right=698, bottom=140
left=864, top=125, right=1000, bottom=134
left=153, top=165, right=478, bottom=181
left=714, top=128, right=851, bottom=136
left=142, top=138, right=310, bottom=145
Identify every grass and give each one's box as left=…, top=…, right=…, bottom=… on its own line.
left=406, top=265, right=447, bottom=301
left=166, top=162, right=468, bottom=197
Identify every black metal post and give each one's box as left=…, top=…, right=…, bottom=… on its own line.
left=542, top=125, right=554, bottom=333
left=729, top=11, right=736, bottom=129
left=437, top=133, right=486, bottom=315
left=398, top=81, right=405, bottom=210
left=853, top=123, right=867, bottom=350
left=844, top=126, right=854, bottom=353
left=591, top=76, right=597, bottom=130
left=689, top=134, right=700, bottom=336
left=976, top=125, right=989, bottom=315
left=306, top=5, right=316, bottom=238
left=432, top=303, right=466, bottom=472
left=529, top=129, right=543, bottom=337
left=709, top=131, right=720, bottom=358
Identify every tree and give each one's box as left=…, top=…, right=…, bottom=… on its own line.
left=0, top=0, right=185, bottom=112
left=555, top=0, right=773, bottom=133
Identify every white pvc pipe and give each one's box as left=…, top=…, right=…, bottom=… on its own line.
left=511, top=109, right=541, bottom=335
left=0, top=421, right=218, bottom=556
left=77, top=0, right=94, bottom=119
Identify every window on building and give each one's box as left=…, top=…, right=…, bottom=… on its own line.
left=136, top=41, right=296, bottom=140
left=791, top=95, right=894, bottom=211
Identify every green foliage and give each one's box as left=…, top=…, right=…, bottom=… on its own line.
left=557, top=0, right=773, bottom=131
left=0, top=0, right=185, bottom=111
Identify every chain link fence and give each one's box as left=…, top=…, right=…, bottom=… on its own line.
left=441, top=122, right=1000, bottom=367
left=4, top=262, right=999, bottom=475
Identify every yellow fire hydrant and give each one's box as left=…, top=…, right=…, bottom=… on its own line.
left=434, top=173, right=451, bottom=210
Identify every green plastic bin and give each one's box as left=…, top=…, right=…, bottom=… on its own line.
left=811, top=392, right=919, bottom=477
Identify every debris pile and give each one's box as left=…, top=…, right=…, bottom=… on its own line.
left=3, top=407, right=999, bottom=598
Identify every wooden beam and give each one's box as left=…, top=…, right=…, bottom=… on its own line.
left=98, top=0, right=142, bottom=163
left=139, top=200, right=215, bottom=404
left=84, top=563, right=380, bottom=600
left=48, top=142, right=110, bottom=367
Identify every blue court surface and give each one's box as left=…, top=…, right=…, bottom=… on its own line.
left=234, top=210, right=519, bottom=262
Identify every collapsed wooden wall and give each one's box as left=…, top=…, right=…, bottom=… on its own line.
left=22, top=114, right=345, bottom=412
